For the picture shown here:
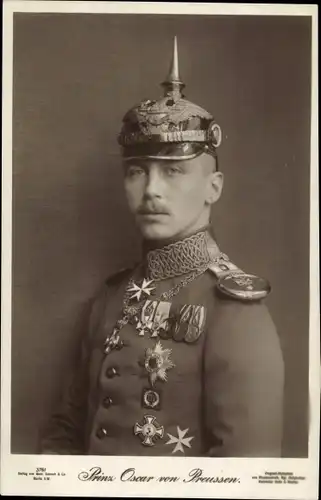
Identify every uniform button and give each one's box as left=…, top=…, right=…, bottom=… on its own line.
left=102, top=396, right=113, bottom=408
left=106, top=366, right=119, bottom=378
left=96, top=427, right=108, bottom=439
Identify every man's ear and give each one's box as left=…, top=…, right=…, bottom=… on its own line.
left=206, top=171, right=224, bottom=205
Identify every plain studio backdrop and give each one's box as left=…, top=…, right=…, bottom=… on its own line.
left=11, top=13, right=311, bottom=456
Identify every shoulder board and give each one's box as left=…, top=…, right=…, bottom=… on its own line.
left=208, top=253, right=271, bottom=301
left=105, top=266, right=133, bottom=286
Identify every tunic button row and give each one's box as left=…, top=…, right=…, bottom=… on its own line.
left=106, top=366, right=119, bottom=378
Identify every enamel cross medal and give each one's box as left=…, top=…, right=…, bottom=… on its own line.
left=134, top=415, right=164, bottom=446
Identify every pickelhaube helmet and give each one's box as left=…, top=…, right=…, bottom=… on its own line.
left=118, top=37, right=222, bottom=164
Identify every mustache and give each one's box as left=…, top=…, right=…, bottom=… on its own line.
left=137, top=202, right=171, bottom=215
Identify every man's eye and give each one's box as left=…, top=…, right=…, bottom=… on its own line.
left=126, top=166, right=145, bottom=177
left=165, top=165, right=182, bottom=175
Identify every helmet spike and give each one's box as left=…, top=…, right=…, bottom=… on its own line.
left=161, top=36, right=185, bottom=98
left=168, top=35, right=180, bottom=82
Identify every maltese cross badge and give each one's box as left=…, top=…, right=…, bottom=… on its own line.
left=165, top=426, right=194, bottom=454
left=128, top=279, right=155, bottom=301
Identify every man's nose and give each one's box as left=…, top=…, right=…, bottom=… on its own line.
left=144, top=166, right=163, bottom=198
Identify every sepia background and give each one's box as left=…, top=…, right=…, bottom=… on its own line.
left=12, top=13, right=311, bottom=456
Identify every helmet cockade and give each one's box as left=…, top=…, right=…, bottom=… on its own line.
left=118, top=36, right=222, bottom=161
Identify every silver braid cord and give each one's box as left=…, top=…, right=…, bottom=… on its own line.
left=146, top=231, right=211, bottom=280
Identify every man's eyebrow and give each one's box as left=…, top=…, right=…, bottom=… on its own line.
left=162, top=160, right=188, bottom=168
left=123, top=160, right=145, bottom=169
left=124, top=159, right=189, bottom=170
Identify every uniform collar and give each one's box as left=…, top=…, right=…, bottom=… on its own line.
left=144, top=229, right=220, bottom=281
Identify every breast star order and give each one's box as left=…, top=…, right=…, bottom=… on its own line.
left=144, top=341, right=175, bottom=386
left=165, top=427, right=194, bottom=454
left=128, top=279, right=156, bottom=301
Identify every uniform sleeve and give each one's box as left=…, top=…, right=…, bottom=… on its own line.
left=39, top=288, right=108, bottom=455
left=204, top=298, right=284, bottom=457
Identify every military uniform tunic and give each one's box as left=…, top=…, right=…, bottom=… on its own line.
left=40, top=231, right=284, bottom=457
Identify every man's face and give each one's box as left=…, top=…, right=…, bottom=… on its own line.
left=123, top=154, right=223, bottom=242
